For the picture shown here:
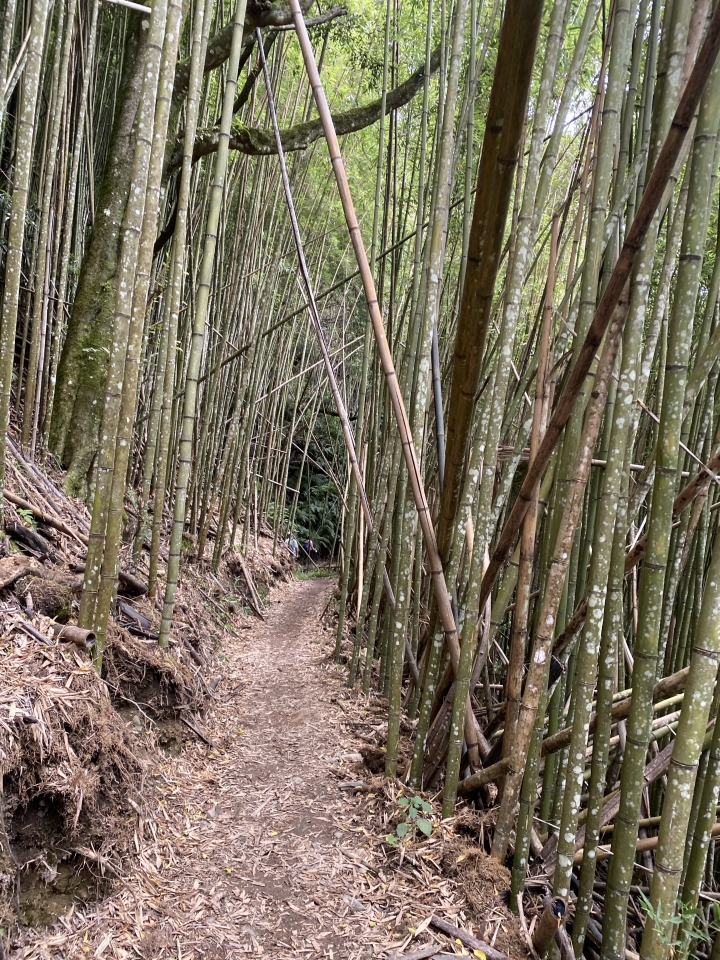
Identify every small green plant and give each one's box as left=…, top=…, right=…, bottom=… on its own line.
left=386, top=795, right=433, bottom=846
left=637, top=892, right=719, bottom=960
left=295, top=567, right=334, bottom=580
left=17, top=508, right=36, bottom=529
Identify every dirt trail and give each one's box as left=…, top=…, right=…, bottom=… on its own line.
left=20, top=577, right=467, bottom=959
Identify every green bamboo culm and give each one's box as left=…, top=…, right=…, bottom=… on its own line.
left=21, top=0, right=76, bottom=456
left=0, top=0, right=51, bottom=519
left=638, top=70, right=720, bottom=960
left=0, top=0, right=18, bottom=136
left=91, top=0, right=186, bottom=658
left=641, top=520, right=720, bottom=960
left=571, top=500, right=625, bottom=953
left=501, top=0, right=578, bottom=762
left=159, top=0, right=249, bottom=647
left=679, top=693, right=720, bottom=946
left=385, top=0, right=470, bottom=782
left=602, top=9, right=720, bottom=954
left=78, top=0, right=171, bottom=659
left=148, top=0, right=214, bottom=598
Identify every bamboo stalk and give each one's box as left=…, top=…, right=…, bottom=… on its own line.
left=0, top=0, right=51, bottom=521
left=503, top=215, right=557, bottom=761
left=256, top=30, right=402, bottom=623
left=287, top=0, right=478, bottom=754
left=478, top=3, right=720, bottom=617
left=603, top=19, right=720, bottom=953
left=78, top=0, right=172, bottom=655
left=159, top=0, right=249, bottom=645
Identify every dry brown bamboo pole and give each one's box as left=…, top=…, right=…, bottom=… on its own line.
left=436, top=0, right=545, bottom=568
left=574, top=821, right=720, bottom=866
left=502, top=214, right=557, bottom=761
left=3, top=490, right=87, bottom=546
left=255, top=33, right=410, bottom=632
left=458, top=664, right=692, bottom=793
left=287, top=0, right=465, bottom=696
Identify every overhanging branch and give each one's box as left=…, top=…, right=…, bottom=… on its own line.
left=167, top=45, right=441, bottom=173
left=173, top=0, right=317, bottom=103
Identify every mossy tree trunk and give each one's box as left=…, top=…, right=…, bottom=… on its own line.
left=48, top=21, right=145, bottom=499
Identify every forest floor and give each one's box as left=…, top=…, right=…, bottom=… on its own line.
left=16, top=575, right=528, bottom=960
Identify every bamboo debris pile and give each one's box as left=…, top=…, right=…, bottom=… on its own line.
left=0, top=433, right=205, bottom=703
left=0, top=431, right=240, bottom=932
left=0, top=607, right=143, bottom=929
left=102, top=620, right=205, bottom=718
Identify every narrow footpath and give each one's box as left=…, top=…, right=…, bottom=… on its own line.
left=21, top=577, right=467, bottom=960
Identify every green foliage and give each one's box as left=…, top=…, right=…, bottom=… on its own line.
left=17, top=508, right=37, bottom=530
left=385, top=795, right=433, bottom=846
left=637, top=892, right=720, bottom=960
left=292, top=477, right=341, bottom=555
left=283, top=415, right=344, bottom=557
left=295, top=567, right=335, bottom=580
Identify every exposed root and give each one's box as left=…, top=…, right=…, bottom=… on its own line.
left=0, top=622, right=143, bottom=930
left=102, top=622, right=204, bottom=720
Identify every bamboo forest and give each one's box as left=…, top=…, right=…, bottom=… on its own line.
left=6, top=0, right=720, bottom=956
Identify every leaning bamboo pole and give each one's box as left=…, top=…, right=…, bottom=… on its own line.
left=287, top=0, right=478, bottom=758
left=334, top=0, right=395, bottom=663
left=256, top=31, right=414, bottom=649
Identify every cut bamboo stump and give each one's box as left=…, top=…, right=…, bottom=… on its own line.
left=51, top=623, right=96, bottom=649
left=532, top=897, right=566, bottom=957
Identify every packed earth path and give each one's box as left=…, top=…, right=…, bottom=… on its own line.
left=19, top=576, right=480, bottom=960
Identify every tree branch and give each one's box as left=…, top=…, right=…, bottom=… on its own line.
left=167, top=45, right=440, bottom=173
left=173, top=0, right=324, bottom=103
